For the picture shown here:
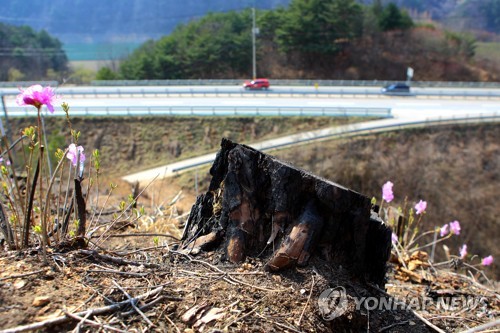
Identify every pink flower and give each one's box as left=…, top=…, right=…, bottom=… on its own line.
left=414, top=200, right=427, bottom=215
left=391, top=233, right=398, bottom=244
left=481, top=255, right=494, bottom=266
left=449, top=220, right=461, bottom=235
left=66, top=144, right=86, bottom=166
left=459, top=244, right=467, bottom=259
left=440, top=224, right=449, bottom=237
left=16, top=85, right=57, bottom=113
left=382, top=181, right=394, bottom=203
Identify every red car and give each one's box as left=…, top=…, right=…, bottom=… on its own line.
left=243, top=78, right=270, bottom=90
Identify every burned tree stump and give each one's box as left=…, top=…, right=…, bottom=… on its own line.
left=181, top=138, right=392, bottom=285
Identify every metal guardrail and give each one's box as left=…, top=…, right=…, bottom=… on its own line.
left=1, top=79, right=499, bottom=88
left=0, top=81, right=59, bottom=88
left=91, top=79, right=500, bottom=89
left=2, top=87, right=499, bottom=99
left=6, top=105, right=393, bottom=118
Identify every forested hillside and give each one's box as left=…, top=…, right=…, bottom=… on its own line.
left=101, top=0, right=497, bottom=82
left=363, top=0, right=500, bottom=33
left=0, top=23, right=68, bottom=81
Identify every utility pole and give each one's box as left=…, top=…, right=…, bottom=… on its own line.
left=252, top=7, right=257, bottom=80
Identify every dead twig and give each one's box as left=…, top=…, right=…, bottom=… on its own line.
left=224, top=298, right=265, bottom=330
left=0, top=269, right=45, bottom=281
left=79, top=249, right=160, bottom=269
left=163, top=313, right=181, bottom=333
left=122, top=296, right=165, bottom=316
left=255, top=313, right=304, bottom=333
left=428, top=315, right=482, bottom=326
left=459, top=318, right=500, bottom=333
left=0, top=286, right=163, bottom=333
left=379, top=320, right=410, bottom=332
left=115, top=245, right=172, bottom=256
left=445, top=271, right=499, bottom=296
left=297, top=274, right=315, bottom=326
left=87, top=269, right=149, bottom=277
left=170, top=250, right=285, bottom=292
left=90, top=232, right=180, bottom=241
left=70, top=310, right=91, bottom=333
left=64, top=309, right=128, bottom=333
left=179, top=269, right=265, bottom=276
left=112, top=280, right=154, bottom=327
left=93, top=175, right=159, bottom=247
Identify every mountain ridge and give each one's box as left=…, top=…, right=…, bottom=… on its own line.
left=2, top=0, right=497, bottom=46
left=1, top=0, right=289, bottom=43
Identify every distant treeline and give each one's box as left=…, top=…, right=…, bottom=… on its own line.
left=98, top=0, right=489, bottom=81
left=0, top=23, right=68, bottom=81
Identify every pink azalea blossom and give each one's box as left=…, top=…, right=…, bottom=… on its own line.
left=16, top=84, right=57, bottom=113
left=440, top=224, right=449, bottom=237
left=414, top=200, right=427, bottom=215
left=66, top=143, right=86, bottom=166
left=382, top=181, right=394, bottom=203
left=449, top=220, right=461, bottom=235
left=391, top=233, right=398, bottom=244
left=459, top=244, right=467, bottom=259
left=481, top=255, right=494, bottom=266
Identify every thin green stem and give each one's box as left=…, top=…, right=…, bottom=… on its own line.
left=406, top=228, right=437, bottom=249
left=37, top=107, right=48, bottom=263
left=42, top=150, right=68, bottom=241
left=411, top=233, right=453, bottom=252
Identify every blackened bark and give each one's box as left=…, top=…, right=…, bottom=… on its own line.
left=74, top=178, right=86, bottom=237
left=181, top=138, right=392, bottom=286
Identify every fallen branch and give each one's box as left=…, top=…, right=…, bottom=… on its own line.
left=0, top=286, right=163, bottom=333
left=122, top=296, right=165, bottom=316
left=460, top=318, right=500, bottom=333
left=87, top=269, right=149, bottom=277
left=0, top=269, right=45, bottom=281
left=79, top=249, right=160, bottom=269
left=171, top=250, right=285, bottom=292
left=112, top=280, right=154, bottom=327
left=90, top=232, right=180, bottom=241
left=64, top=309, right=128, bottom=333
